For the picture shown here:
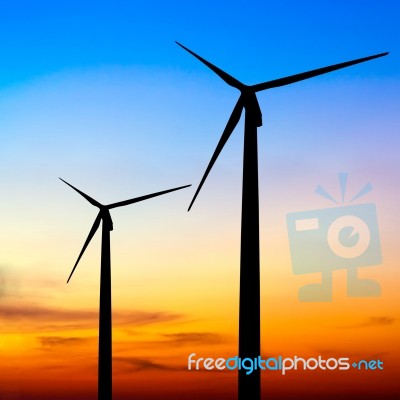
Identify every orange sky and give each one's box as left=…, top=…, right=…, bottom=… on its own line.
left=1, top=253, right=399, bottom=399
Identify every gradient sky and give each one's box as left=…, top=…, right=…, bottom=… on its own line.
left=0, top=1, right=399, bottom=399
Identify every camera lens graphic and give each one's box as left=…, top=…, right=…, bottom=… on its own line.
left=327, top=215, right=371, bottom=259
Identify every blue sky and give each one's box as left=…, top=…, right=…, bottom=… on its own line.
left=0, top=0, right=398, bottom=89
left=0, top=0, right=397, bottom=289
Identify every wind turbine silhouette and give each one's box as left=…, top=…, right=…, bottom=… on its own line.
left=60, top=178, right=190, bottom=400
left=176, top=42, right=388, bottom=400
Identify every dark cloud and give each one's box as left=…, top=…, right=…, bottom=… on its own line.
left=161, top=332, right=225, bottom=346
left=314, top=347, right=389, bottom=361
left=114, top=356, right=178, bottom=372
left=116, top=311, right=182, bottom=326
left=339, top=316, right=396, bottom=329
left=117, top=331, right=229, bottom=350
left=0, top=303, right=183, bottom=332
left=37, top=363, right=70, bottom=370
left=0, top=304, right=94, bottom=320
left=37, top=336, right=91, bottom=348
left=365, top=351, right=389, bottom=359
left=360, top=316, right=395, bottom=327
left=314, top=348, right=345, bottom=357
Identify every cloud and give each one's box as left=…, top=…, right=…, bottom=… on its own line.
left=339, top=316, right=396, bottom=329
left=360, top=316, right=395, bottom=327
left=161, top=332, right=225, bottom=346
left=314, top=348, right=344, bottom=357
left=0, top=303, right=183, bottom=332
left=116, top=311, right=182, bottom=326
left=114, top=356, right=179, bottom=372
left=37, top=336, right=91, bottom=348
left=314, top=347, right=389, bottom=360
left=117, top=331, right=229, bottom=350
left=0, top=304, right=97, bottom=321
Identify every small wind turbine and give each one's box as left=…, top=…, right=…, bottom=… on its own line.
left=176, top=41, right=388, bottom=400
left=61, top=178, right=190, bottom=400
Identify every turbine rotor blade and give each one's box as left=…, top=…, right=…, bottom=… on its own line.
left=107, top=184, right=192, bottom=209
left=176, top=41, right=245, bottom=90
left=188, top=96, right=244, bottom=211
left=252, top=52, right=389, bottom=92
left=67, top=213, right=102, bottom=283
left=60, top=178, right=102, bottom=208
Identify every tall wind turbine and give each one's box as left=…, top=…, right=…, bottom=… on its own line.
left=61, top=178, right=190, bottom=400
left=176, top=42, right=388, bottom=400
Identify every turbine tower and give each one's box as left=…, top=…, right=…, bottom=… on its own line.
left=177, top=42, right=388, bottom=400
left=61, top=178, right=190, bottom=400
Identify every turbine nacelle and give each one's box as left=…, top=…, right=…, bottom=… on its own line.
left=99, top=208, right=113, bottom=232
left=241, top=91, right=262, bottom=127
